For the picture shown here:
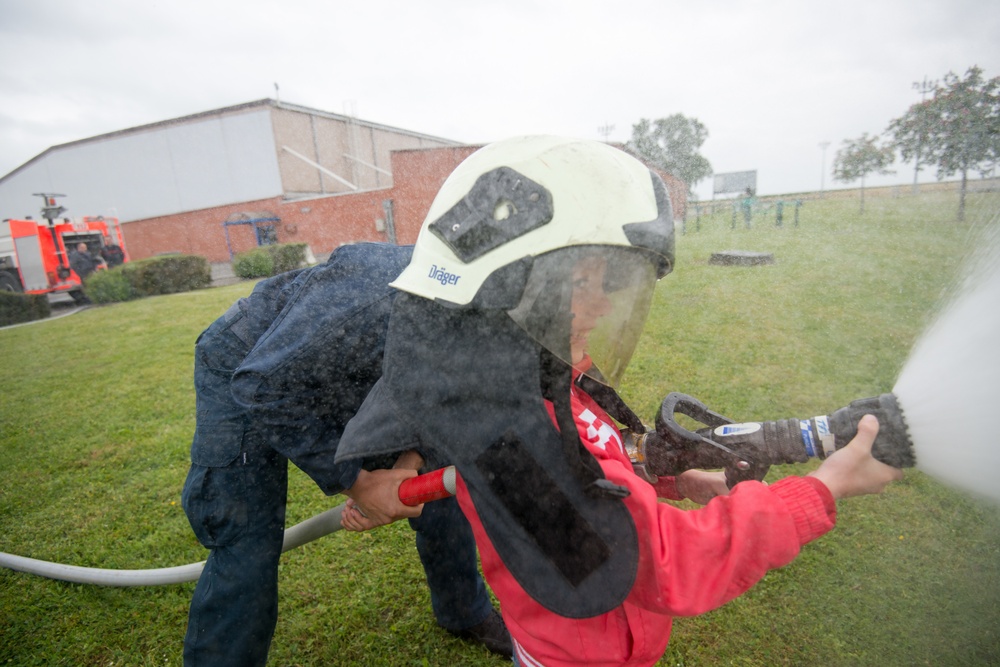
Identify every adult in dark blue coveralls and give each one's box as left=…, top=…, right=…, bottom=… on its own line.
left=181, top=243, right=508, bottom=666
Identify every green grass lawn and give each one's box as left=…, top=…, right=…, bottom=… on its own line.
left=2, top=188, right=999, bottom=666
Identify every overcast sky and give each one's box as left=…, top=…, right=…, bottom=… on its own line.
left=1, top=0, right=998, bottom=200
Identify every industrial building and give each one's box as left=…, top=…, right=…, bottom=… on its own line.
left=0, top=100, right=686, bottom=263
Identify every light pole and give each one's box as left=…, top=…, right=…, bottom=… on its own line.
left=598, top=122, right=615, bottom=143
left=818, top=141, right=830, bottom=196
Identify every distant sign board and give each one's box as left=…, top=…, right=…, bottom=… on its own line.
left=713, top=170, right=757, bottom=195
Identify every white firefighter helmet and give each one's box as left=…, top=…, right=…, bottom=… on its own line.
left=392, top=135, right=675, bottom=386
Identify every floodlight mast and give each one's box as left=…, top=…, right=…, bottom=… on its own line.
left=32, top=192, right=67, bottom=222
left=31, top=192, right=70, bottom=274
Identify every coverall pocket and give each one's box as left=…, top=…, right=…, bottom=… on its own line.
left=183, top=423, right=248, bottom=548
left=191, top=419, right=244, bottom=467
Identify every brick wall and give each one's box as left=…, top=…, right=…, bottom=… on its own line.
left=123, top=191, right=400, bottom=264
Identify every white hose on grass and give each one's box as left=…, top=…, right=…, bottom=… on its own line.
left=0, top=503, right=346, bottom=587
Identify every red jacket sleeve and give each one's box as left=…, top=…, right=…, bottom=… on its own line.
left=604, top=458, right=837, bottom=617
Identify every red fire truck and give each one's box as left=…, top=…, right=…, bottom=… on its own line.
left=1, top=194, right=128, bottom=301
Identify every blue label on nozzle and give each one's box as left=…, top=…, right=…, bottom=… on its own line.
left=715, top=423, right=762, bottom=437
left=800, top=420, right=816, bottom=457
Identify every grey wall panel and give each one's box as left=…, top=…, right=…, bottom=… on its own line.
left=89, top=131, right=186, bottom=217
left=0, top=108, right=281, bottom=223
left=221, top=111, right=283, bottom=203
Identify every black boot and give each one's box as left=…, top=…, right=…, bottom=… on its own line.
left=447, top=608, right=513, bottom=657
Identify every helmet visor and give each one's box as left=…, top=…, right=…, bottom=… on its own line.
left=506, top=245, right=660, bottom=388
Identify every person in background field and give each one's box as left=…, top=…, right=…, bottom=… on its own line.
left=100, top=237, right=125, bottom=267
left=741, top=185, right=755, bottom=228
left=68, top=242, right=102, bottom=281
left=334, top=136, right=903, bottom=667
left=180, top=243, right=511, bottom=667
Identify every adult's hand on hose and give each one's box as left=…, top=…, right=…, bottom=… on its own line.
left=341, top=467, right=423, bottom=532
left=809, top=414, right=903, bottom=500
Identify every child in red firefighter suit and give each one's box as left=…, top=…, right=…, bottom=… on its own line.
left=455, top=247, right=898, bottom=666
left=332, top=136, right=903, bottom=667
left=456, top=359, right=894, bottom=666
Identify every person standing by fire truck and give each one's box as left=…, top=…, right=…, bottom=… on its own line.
left=68, top=242, right=102, bottom=281
left=100, top=237, right=125, bottom=267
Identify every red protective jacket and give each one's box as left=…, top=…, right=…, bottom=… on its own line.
left=456, top=375, right=836, bottom=667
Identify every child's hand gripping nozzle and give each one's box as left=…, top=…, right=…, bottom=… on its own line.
left=624, top=392, right=916, bottom=488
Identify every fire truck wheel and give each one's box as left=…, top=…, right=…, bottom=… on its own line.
left=0, top=272, right=23, bottom=293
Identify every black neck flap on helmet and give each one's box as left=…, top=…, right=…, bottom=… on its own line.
left=336, top=292, right=639, bottom=618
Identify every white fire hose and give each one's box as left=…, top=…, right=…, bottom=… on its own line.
left=0, top=466, right=456, bottom=587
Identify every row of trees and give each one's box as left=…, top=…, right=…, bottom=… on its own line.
left=624, top=66, right=999, bottom=221
left=835, top=66, right=1000, bottom=219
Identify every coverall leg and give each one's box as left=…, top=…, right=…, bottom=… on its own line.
left=182, top=320, right=288, bottom=667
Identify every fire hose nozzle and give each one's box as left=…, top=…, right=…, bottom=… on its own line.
left=826, top=393, right=916, bottom=469
left=635, top=392, right=916, bottom=487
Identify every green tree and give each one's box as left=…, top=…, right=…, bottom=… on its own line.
left=832, top=133, right=895, bottom=213
left=887, top=66, right=1000, bottom=221
left=626, top=115, right=713, bottom=195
